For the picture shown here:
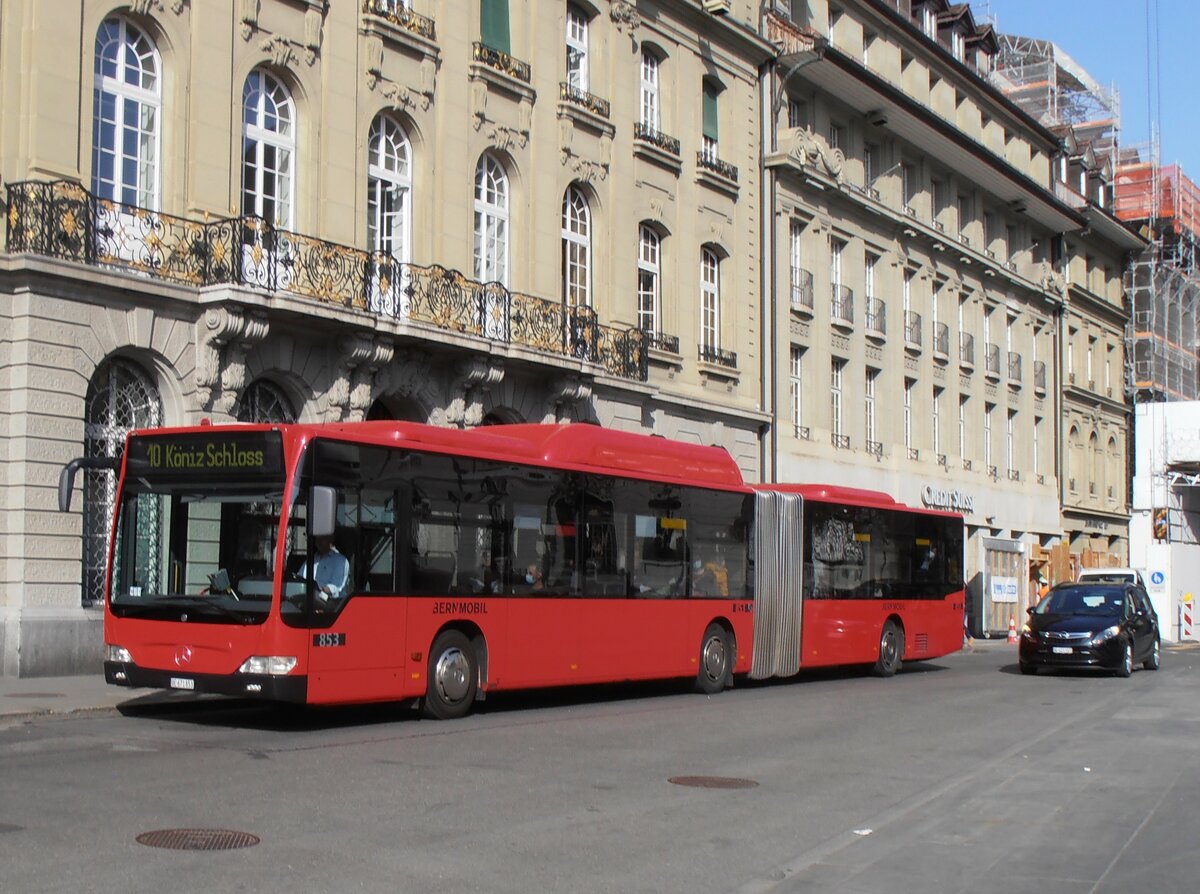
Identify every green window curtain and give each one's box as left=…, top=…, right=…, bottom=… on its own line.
left=480, top=0, right=511, bottom=54
left=702, top=82, right=719, bottom=142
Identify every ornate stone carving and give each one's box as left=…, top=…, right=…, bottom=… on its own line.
left=239, top=0, right=258, bottom=40
left=331, top=335, right=395, bottom=420
left=490, top=124, right=528, bottom=152
left=446, top=359, right=505, bottom=428
left=610, top=1, right=640, bottom=37
left=303, top=7, right=323, bottom=66
left=195, top=306, right=269, bottom=413
left=130, top=0, right=187, bottom=14
left=261, top=36, right=294, bottom=68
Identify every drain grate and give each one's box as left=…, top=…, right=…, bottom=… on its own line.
left=136, top=829, right=260, bottom=851
left=668, top=776, right=759, bottom=789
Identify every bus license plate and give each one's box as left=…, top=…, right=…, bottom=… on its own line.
left=170, top=677, right=195, bottom=690
left=1051, top=646, right=1073, bottom=655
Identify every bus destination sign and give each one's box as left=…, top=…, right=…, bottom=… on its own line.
left=126, top=432, right=284, bottom=480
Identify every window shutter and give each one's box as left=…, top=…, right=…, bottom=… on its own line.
left=480, top=0, right=511, bottom=54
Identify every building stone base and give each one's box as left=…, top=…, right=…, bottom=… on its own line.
left=1, top=607, right=104, bottom=678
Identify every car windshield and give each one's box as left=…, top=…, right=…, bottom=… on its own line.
left=1037, top=587, right=1123, bottom=616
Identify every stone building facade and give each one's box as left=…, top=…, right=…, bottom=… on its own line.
left=0, top=0, right=771, bottom=675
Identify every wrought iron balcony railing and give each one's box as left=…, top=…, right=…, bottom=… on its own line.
left=904, top=311, right=922, bottom=347
left=932, top=321, right=949, bottom=357
left=907, top=447, right=920, bottom=460
left=985, top=342, right=1001, bottom=378
left=1008, top=351, right=1022, bottom=384
left=698, top=344, right=738, bottom=368
left=472, top=42, right=531, bottom=83
left=558, top=82, right=610, bottom=118
left=1033, top=359, right=1047, bottom=392
left=832, top=433, right=851, bottom=450
left=696, top=150, right=739, bottom=183
left=790, top=267, right=814, bottom=311
left=988, top=465, right=999, bottom=480
left=962, top=459, right=973, bottom=470
left=794, top=424, right=811, bottom=440
left=4, top=179, right=648, bottom=381
left=643, top=329, right=680, bottom=354
left=866, top=439, right=883, bottom=457
left=959, top=332, right=975, bottom=367
left=1008, top=469, right=1021, bottom=481
left=864, top=296, right=886, bottom=335
left=831, top=284, right=854, bottom=325
left=633, top=122, right=680, bottom=156
left=363, top=0, right=436, bottom=39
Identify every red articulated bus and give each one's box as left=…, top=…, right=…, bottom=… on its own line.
left=59, top=422, right=964, bottom=719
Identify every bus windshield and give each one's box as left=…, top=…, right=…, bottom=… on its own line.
left=110, top=431, right=287, bottom=624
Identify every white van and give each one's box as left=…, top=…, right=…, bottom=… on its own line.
left=1076, top=567, right=1147, bottom=587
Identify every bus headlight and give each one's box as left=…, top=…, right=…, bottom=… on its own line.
left=105, top=644, right=132, bottom=663
left=237, top=656, right=297, bottom=675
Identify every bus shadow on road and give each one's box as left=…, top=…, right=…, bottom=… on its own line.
left=111, top=661, right=954, bottom=730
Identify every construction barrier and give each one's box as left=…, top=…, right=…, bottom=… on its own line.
left=1182, top=593, right=1194, bottom=640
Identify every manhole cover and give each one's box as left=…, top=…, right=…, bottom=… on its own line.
left=668, top=776, right=759, bottom=789
left=5, top=693, right=64, bottom=699
left=136, top=829, right=260, bottom=850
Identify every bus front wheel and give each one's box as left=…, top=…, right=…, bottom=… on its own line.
left=873, top=621, right=904, bottom=678
left=424, top=630, right=478, bottom=720
left=695, top=623, right=732, bottom=694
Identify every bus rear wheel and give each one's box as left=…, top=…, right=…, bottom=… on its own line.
left=424, top=630, right=478, bottom=720
left=695, top=623, right=731, bottom=694
left=873, top=621, right=904, bottom=677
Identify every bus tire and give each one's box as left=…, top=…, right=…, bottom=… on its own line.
left=873, top=620, right=904, bottom=677
left=424, top=630, right=478, bottom=720
left=695, top=623, right=731, bottom=694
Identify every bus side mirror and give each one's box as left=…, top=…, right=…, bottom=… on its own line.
left=310, top=485, right=337, bottom=538
left=58, top=456, right=120, bottom=511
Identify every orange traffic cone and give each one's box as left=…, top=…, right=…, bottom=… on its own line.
left=1007, top=616, right=1019, bottom=644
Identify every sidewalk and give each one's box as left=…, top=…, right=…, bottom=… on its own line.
left=0, top=672, right=152, bottom=721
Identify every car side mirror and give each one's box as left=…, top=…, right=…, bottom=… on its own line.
left=310, top=485, right=337, bottom=538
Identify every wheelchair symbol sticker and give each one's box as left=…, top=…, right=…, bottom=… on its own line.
left=1151, top=571, right=1165, bottom=586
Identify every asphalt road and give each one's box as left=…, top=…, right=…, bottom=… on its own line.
left=2, top=642, right=1198, bottom=894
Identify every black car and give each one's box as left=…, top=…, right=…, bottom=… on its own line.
left=1018, top=582, right=1161, bottom=677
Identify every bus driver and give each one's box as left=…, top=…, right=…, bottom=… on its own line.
left=300, top=535, right=349, bottom=603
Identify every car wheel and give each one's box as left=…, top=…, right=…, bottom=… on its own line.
left=1019, top=662, right=1037, bottom=675
left=1143, top=638, right=1161, bottom=671
left=1116, top=640, right=1133, bottom=678
left=873, top=621, right=904, bottom=677
left=424, top=630, right=478, bottom=720
left=695, top=622, right=732, bottom=694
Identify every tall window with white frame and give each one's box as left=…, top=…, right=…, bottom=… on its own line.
left=790, top=220, right=808, bottom=308
left=92, top=16, right=160, bottom=208
left=830, top=237, right=846, bottom=321
left=1007, top=409, right=1017, bottom=477
left=242, top=69, right=295, bottom=229
left=932, top=385, right=943, bottom=460
left=1033, top=416, right=1042, bottom=480
left=637, top=225, right=661, bottom=336
left=366, top=114, right=413, bottom=314
left=701, top=79, right=720, bottom=163
left=959, top=394, right=969, bottom=462
left=984, top=402, right=995, bottom=473
left=640, top=49, right=660, bottom=132
left=473, top=153, right=509, bottom=286
left=865, top=368, right=879, bottom=454
left=791, top=346, right=805, bottom=437
left=864, top=252, right=880, bottom=330
left=699, top=248, right=721, bottom=358
left=831, top=359, right=845, bottom=446
left=903, top=378, right=915, bottom=456
left=562, top=186, right=591, bottom=308
left=565, top=4, right=589, bottom=91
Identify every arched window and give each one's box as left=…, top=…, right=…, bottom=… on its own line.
left=561, top=186, right=591, bottom=308
left=83, top=359, right=162, bottom=604
left=367, top=114, right=412, bottom=262
left=1088, top=432, right=1100, bottom=495
left=473, top=153, right=509, bottom=286
left=1067, top=425, right=1080, bottom=490
left=637, top=225, right=661, bottom=333
left=236, top=379, right=296, bottom=424
left=92, top=16, right=161, bottom=207
left=242, top=69, right=295, bottom=228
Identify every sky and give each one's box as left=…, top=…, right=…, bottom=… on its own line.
left=976, top=0, right=1200, bottom=176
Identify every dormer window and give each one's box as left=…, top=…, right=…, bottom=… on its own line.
left=921, top=5, right=937, bottom=37
left=951, top=29, right=965, bottom=61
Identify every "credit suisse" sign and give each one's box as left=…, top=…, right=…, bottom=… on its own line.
left=921, top=485, right=975, bottom=514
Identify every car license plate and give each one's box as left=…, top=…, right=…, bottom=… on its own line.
left=169, top=677, right=195, bottom=690
left=1051, top=646, right=1073, bottom=655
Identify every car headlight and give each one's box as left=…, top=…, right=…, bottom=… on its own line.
left=1020, top=624, right=1037, bottom=641
left=1090, top=624, right=1121, bottom=645
left=237, top=656, right=297, bottom=675
left=105, top=643, right=132, bottom=663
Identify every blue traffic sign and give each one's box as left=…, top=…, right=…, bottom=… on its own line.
left=1151, top=571, right=1165, bottom=585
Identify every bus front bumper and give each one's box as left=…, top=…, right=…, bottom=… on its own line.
left=105, top=661, right=308, bottom=703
